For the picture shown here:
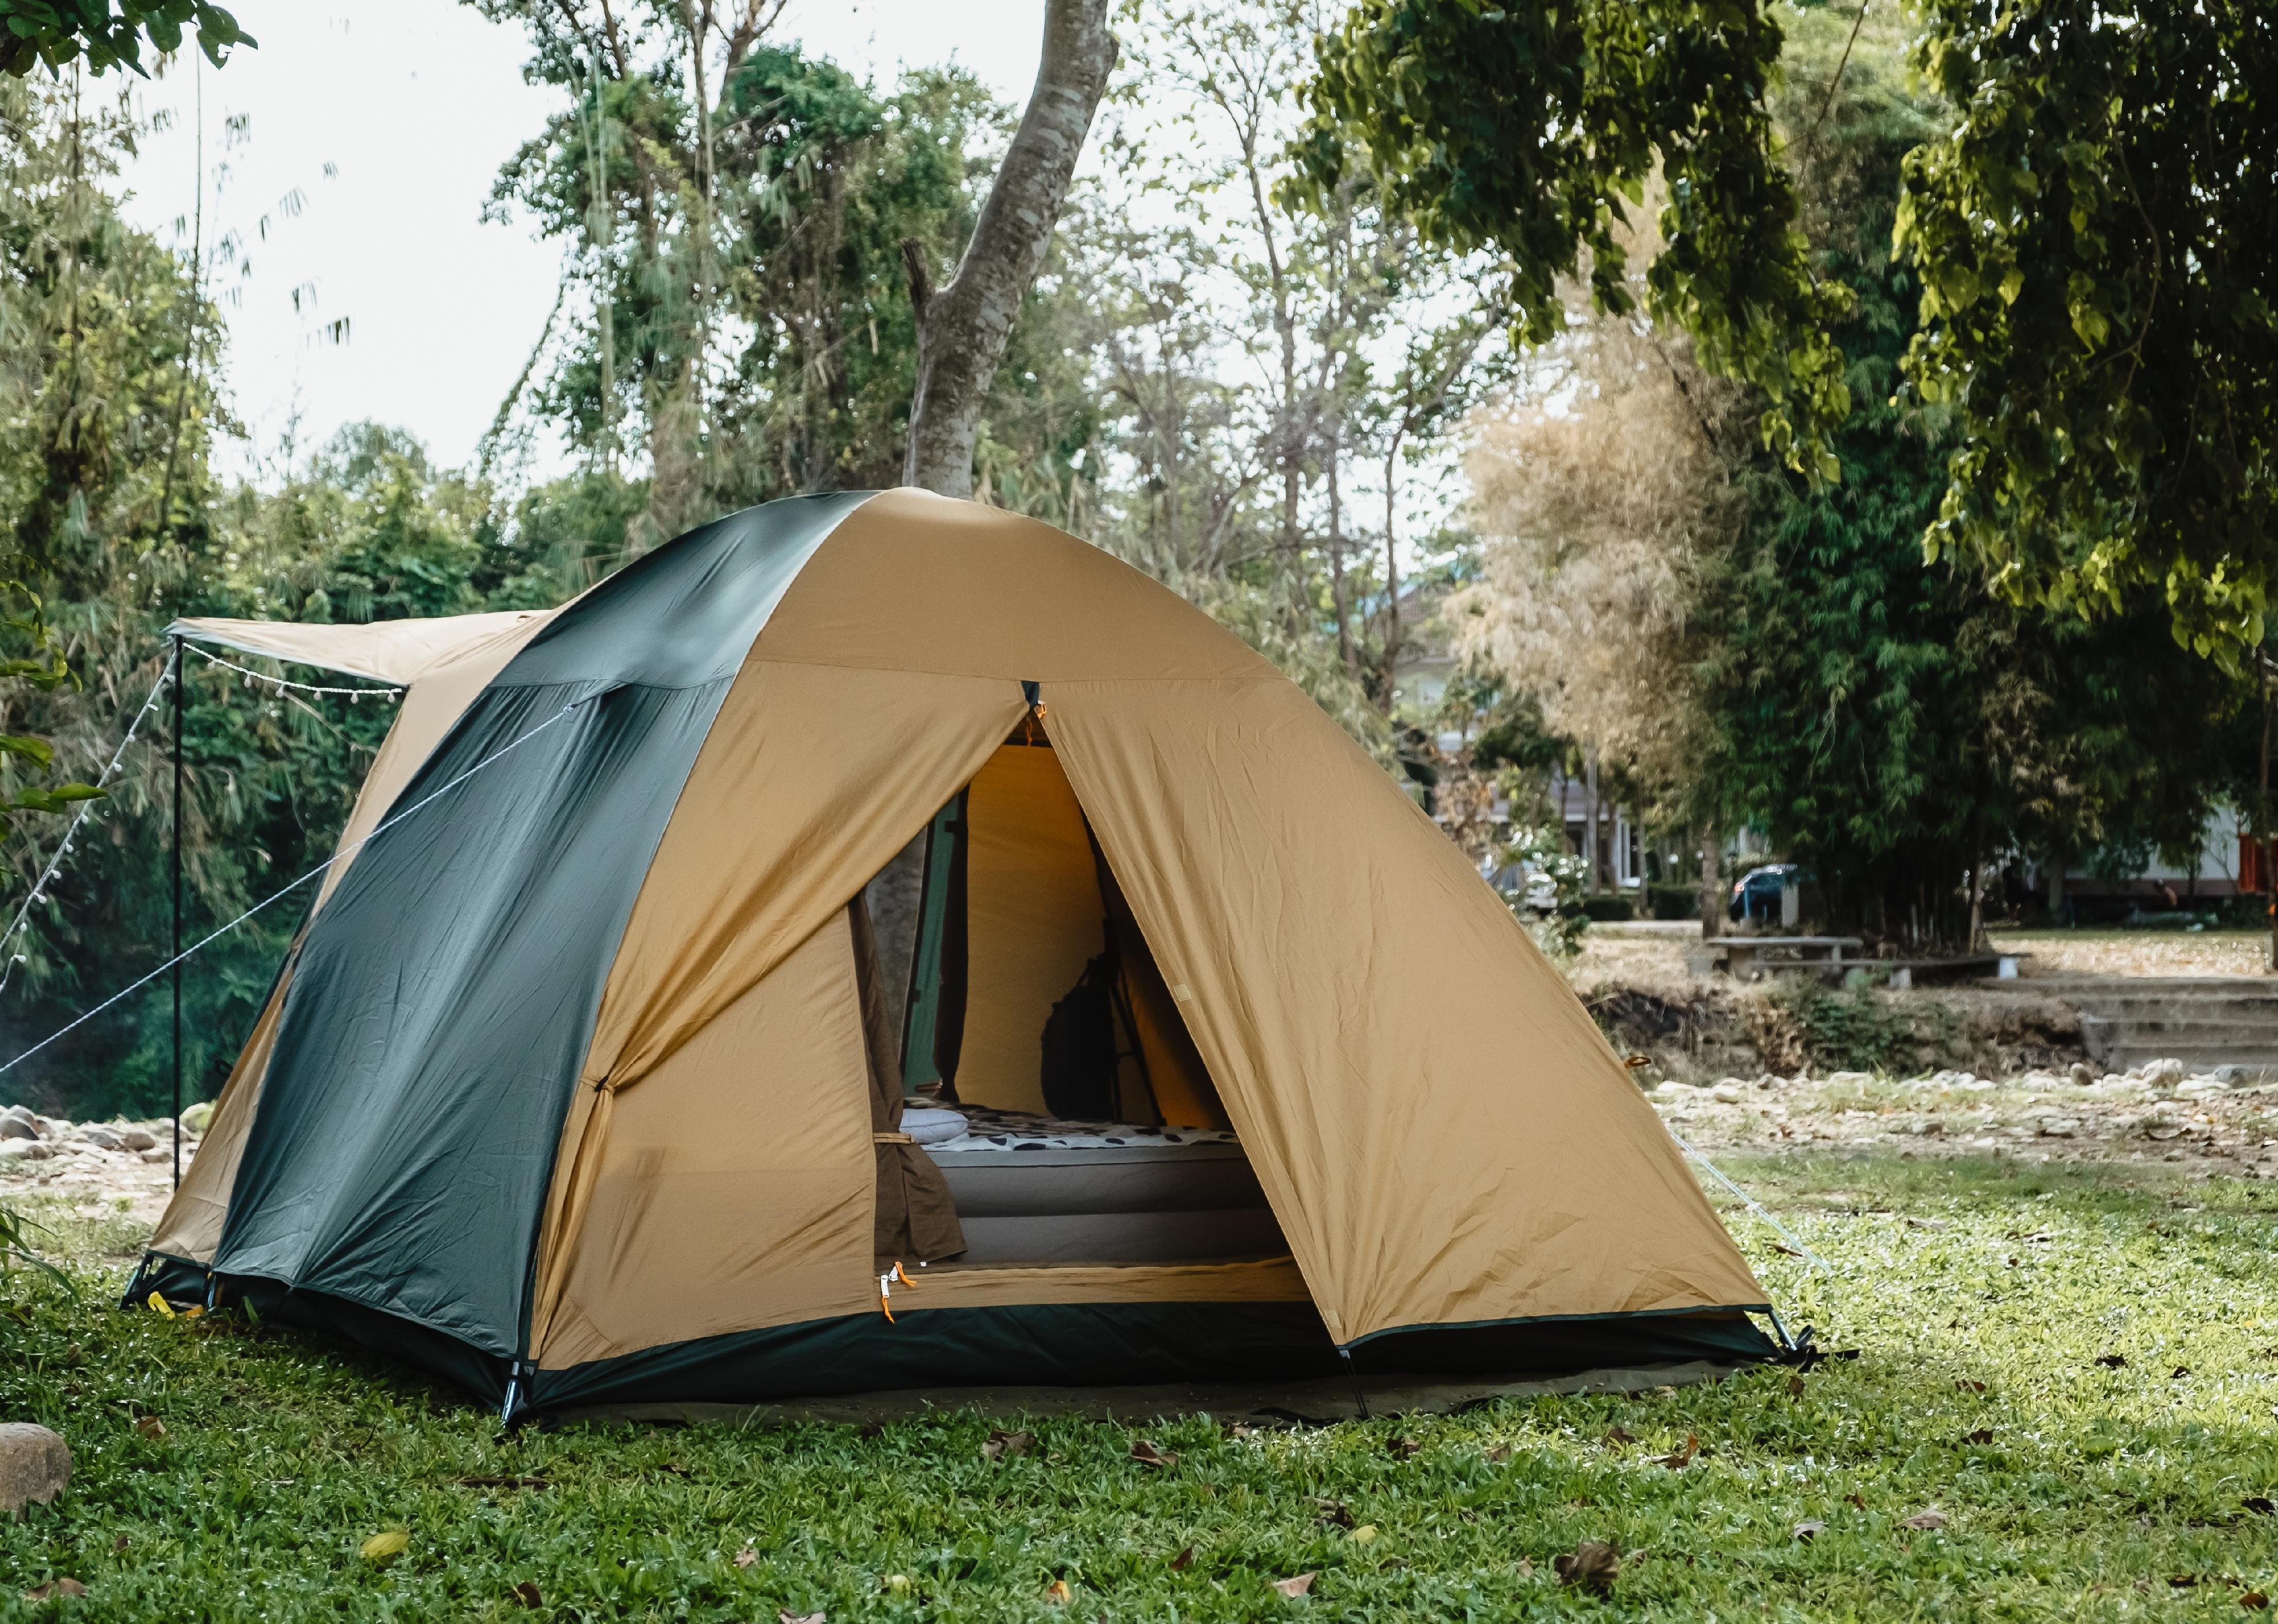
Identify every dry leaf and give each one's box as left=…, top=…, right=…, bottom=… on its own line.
left=1350, top=1525, right=1379, bottom=1545
left=1224, top=1422, right=1258, bottom=1440
left=1271, top=1573, right=1315, bottom=1598
left=1518, top=1557, right=1534, bottom=1579
left=1554, top=1541, right=1620, bottom=1595
left=2171, top=1575, right=2200, bottom=1589
left=22, top=1579, right=87, bottom=1601
left=1963, top=1428, right=1995, bottom=1446
left=1844, top=1492, right=1866, bottom=1511
left=883, top=1575, right=912, bottom=1594
left=1485, top=1442, right=1512, bottom=1463
left=735, top=1547, right=758, bottom=1569
left=1042, top=1579, right=1071, bottom=1605
left=2243, top=1590, right=2270, bottom=1610
left=1793, top=1520, right=1825, bottom=1543
left=1786, top=1374, right=1808, bottom=1398
left=2244, top=1497, right=2276, bottom=1516
left=135, top=1417, right=166, bottom=1443
left=983, top=1429, right=1034, bottom=1460
left=2095, top=1353, right=2128, bottom=1369
left=360, top=1530, right=410, bottom=1564
left=1385, top=1435, right=1421, bottom=1460
left=512, top=1581, right=542, bottom=1609
left=1657, top=1434, right=1698, bottom=1470
left=110, top=1536, right=129, bottom=1554
left=1169, top=1547, right=1195, bottom=1571
left=1954, top=1379, right=1986, bottom=1393
left=1603, top=1425, right=1636, bottom=1447
left=779, top=1612, right=825, bottom=1624
left=1129, top=1439, right=1179, bottom=1469
left=1902, top=1510, right=1947, bottom=1530
left=1307, top=1496, right=1354, bottom=1529
left=2174, top=1366, right=2193, bottom=1380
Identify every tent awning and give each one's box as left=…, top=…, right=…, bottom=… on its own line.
left=165, top=611, right=549, bottom=687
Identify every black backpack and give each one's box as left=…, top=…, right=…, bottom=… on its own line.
left=1040, top=951, right=1123, bottom=1121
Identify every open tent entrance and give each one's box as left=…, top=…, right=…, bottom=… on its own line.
left=889, top=716, right=1286, bottom=1266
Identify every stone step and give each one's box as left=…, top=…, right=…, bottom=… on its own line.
left=2089, top=1018, right=2278, bottom=1040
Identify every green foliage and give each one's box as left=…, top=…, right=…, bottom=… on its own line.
left=0, top=1197, right=67, bottom=1289
left=1897, top=0, right=2277, bottom=657
left=1498, top=822, right=1590, bottom=958
left=1294, top=0, right=1853, bottom=475
left=0, top=0, right=248, bottom=77
left=1690, top=7, right=2254, bottom=944
left=1768, top=977, right=1953, bottom=1077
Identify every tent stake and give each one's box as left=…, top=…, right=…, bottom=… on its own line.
left=1339, top=1346, right=1370, bottom=1421
left=170, top=634, right=184, bottom=1190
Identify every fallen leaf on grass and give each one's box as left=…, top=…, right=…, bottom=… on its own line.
left=2243, top=1592, right=2269, bottom=1611
left=360, top=1530, right=410, bottom=1564
left=982, top=1429, right=1034, bottom=1460
left=1485, top=1443, right=1512, bottom=1462
left=1385, top=1435, right=1421, bottom=1460
left=1905, top=1217, right=1950, bottom=1231
left=1657, top=1434, right=1698, bottom=1470
left=1793, top=1520, right=1825, bottom=1543
left=1224, top=1422, right=1258, bottom=1440
left=22, top=1579, right=87, bottom=1601
left=1554, top=1541, right=1620, bottom=1595
left=1307, top=1496, right=1354, bottom=1529
left=135, top=1417, right=166, bottom=1443
left=882, top=1574, right=912, bottom=1594
left=2174, top=1366, right=2193, bottom=1380
left=512, top=1581, right=541, bottom=1609
left=2170, top=1575, right=2199, bottom=1588
left=1350, top=1525, right=1379, bottom=1545
left=2095, top=1353, right=2128, bottom=1369
left=1271, top=1573, right=1315, bottom=1598
left=1603, top=1425, right=1635, bottom=1446
left=110, top=1536, right=128, bottom=1554
left=1129, top=1439, right=1179, bottom=1469
left=1901, top=1509, right=1946, bottom=1530
left=1954, top=1379, right=1986, bottom=1393
left=1786, top=1374, right=1808, bottom=1398
left=1042, top=1578, right=1071, bottom=1605
left=1169, top=1547, right=1195, bottom=1571
left=454, top=1475, right=549, bottom=1489
left=735, top=1547, right=758, bottom=1569
left=1962, top=1428, right=1995, bottom=1446
left=1844, top=1492, right=1867, bottom=1511
left=2244, top=1497, right=2276, bottom=1516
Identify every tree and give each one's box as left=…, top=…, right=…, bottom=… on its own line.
left=0, top=0, right=249, bottom=77
left=1292, top=0, right=1852, bottom=478
left=1897, top=0, right=2277, bottom=658
left=900, top=0, right=1117, bottom=496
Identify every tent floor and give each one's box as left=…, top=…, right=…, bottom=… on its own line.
left=548, top=1357, right=1746, bottom=1429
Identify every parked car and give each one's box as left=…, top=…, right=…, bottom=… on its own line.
left=1482, top=858, right=1562, bottom=916
left=1730, top=863, right=1812, bottom=924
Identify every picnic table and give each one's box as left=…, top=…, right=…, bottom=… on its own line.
left=1688, top=936, right=1863, bottom=981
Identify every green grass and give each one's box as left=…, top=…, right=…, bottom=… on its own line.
left=7, top=1155, right=2278, bottom=1620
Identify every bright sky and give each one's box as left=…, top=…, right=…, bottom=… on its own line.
left=115, top=0, right=1045, bottom=479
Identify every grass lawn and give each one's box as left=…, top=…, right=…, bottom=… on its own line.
left=6, top=1153, right=2278, bottom=1620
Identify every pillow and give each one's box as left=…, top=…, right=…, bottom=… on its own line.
left=900, top=1107, right=970, bottom=1146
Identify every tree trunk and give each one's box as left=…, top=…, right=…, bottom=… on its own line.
left=901, top=0, right=1117, bottom=496
left=1699, top=824, right=1723, bottom=939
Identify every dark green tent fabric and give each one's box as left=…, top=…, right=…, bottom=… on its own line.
left=210, top=494, right=870, bottom=1358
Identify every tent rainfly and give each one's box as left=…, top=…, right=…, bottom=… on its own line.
left=129, top=489, right=1777, bottom=1415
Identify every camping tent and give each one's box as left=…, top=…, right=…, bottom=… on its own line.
left=130, top=489, right=1776, bottom=1414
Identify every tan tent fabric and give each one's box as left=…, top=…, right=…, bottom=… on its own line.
left=1046, top=674, right=1767, bottom=1344
left=1098, top=846, right=1225, bottom=1130
left=146, top=964, right=291, bottom=1262
left=533, top=914, right=879, bottom=1369
left=850, top=896, right=963, bottom=1263
left=168, top=611, right=546, bottom=687
left=959, top=740, right=1114, bottom=1113
left=900, top=1256, right=1309, bottom=1312
left=308, top=613, right=553, bottom=911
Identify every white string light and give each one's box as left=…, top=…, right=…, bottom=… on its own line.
left=185, top=643, right=405, bottom=701
left=0, top=650, right=178, bottom=996
left=0, top=691, right=588, bottom=1080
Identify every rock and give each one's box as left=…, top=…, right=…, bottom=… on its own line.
left=2068, top=1063, right=2097, bottom=1086
left=0, top=1423, right=71, bottom=1517
left=2036, top=1118, right=2081, bottom=1138
left=138, top=1148, right=170, bottom=1165
left=1710, top=1084, right=1746, bottom=1104
left=0, top=1107, right=36, bottom=1141
left=178, top=1101, right=215, bottom=1135
left=2177, top=1077, right=2227, bottom=1098
left=1828, top=1071, right=1874, bottom=1086
left=76, top=1127, right=123, bottom=1152
left=115, top=1127, right=156, bottom=1152
left=2137, top=1058, right=2186, bottom=1088
left=0, top=1141, right=51, bottom=1161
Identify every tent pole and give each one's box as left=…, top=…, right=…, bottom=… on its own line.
left=171, top=634, right=184, bottom=1190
